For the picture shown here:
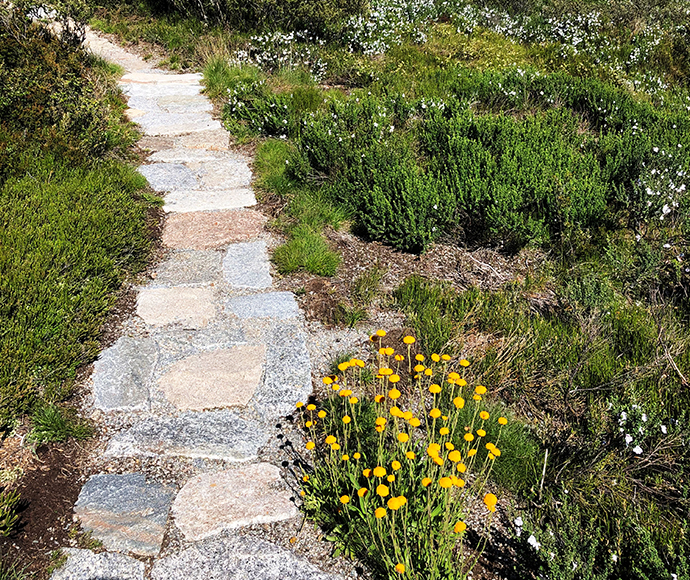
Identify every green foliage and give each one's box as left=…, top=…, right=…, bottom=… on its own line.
left=0, top=489, right=21, bottom=538
left=0, top=557, right=28, bottom=580
left=273, top=224, right=341, bottom=276
left=29, top=404, right=92, bottom=443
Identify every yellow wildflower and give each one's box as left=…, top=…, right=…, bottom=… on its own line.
left=397, top=433, right=409, bottom=443
left=373, top=466, right=387, bottom=478
left=429, top=384, right=442, bottom=394
left=363, top=468, right=372, bottom=478
left=307, top=404, right=316, bottom=411
left=476, top=386, right=488, bottom=395
left=318, top=410, right=326, bottom=418
left=498, top=416, right=508, bottom=425
left=325, top=435, right=336, bottom=445
left=453, top=397, right=465, bottom=409
left=375, top=507, right=386, bottom=518
left=409, top=418, right=421, bottom=427
left=395, top=563, right=405, bottom=574
left=477, top=429, right=486, bottom=437
left=439, top=427, right=450, bottom=436
left=422, top=477, right=432, bottom=487
left=454, top=521, right=467, bottom=534
left=358, top=487, right=368, bottom=497
left=340, top=495, right=350, bottom=504
left=376, top=484, right=390, bottom=497
left=387, top=475, right=395, bottom=483
left=376, top=329, right=386, bottom=337
left=296, top=402, right=304, bottom=408
left=448, top=450, right=462, bottom=462
left=389, top=374, right=401, bottom=383
left=342, top=416, right=351, bottom=424
left=480, top=411, right=490, bottom=420
left=439, top=477, right=452, bottom=488
left=306, top=441, right=315, bottom=450
left=406, top=451, right=415, bottom=459
left=391, top=460, right=402, bottom=471
left=429, top=408, right=442, bottom=419
left=460, top=359, right=470, bottom=367
left=403, top=336, right=415, bottom=344
left=431, top=353, right=440, bottom=362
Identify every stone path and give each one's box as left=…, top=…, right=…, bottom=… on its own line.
left=50, top=30, right=340, bottom=580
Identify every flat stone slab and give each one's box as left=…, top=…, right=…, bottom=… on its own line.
left=137, top=287, right=215, bottom=328
left=151, top=535, right=343, bottom=580
left=254, top=323, right=312, bottom=420
left=152, top=250, right=222, bottom=287
left=92, top=336, right=158, bottom=411
left=158, top=94, right=213, bottom=114
left=85, top=29, right=153, bottom=72
left=152, top=325, right=246, bottom=369
left=163, top=188, right=256, bottom=213
left=197, top=158, right=252, bottom=190
left=74, top=474, right=174, bottom=556
left=157, top=345, right=266, bottom=410
left=222, top=241, right=271, bottom=289
left=162, top=209, right=266, bottom=250
left=138, top=113, right=222, bottom=136
left=174, top=129, right=229, bottom=150
left=138, top=163, right=198, bottom=192
left=149, top=148, right=228, bottom=164
left=123, top=83, right=201, bottom=98
left=226, top=292, right=299, bottom=320
left=172, top=463, right=299, bottom=541
left=121, top=72, right=202, bottom=84
left=105, top=410, right=267, bottom=462
left=50, top=548, right=145, bottom=580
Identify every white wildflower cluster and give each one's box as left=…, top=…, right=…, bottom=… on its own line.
left=636, top=146, right=688, bottom=226
left=344, top=0, right=439, bottom=55
left=616, top=403, right=673, bottom=457
left=231, top=31, right=328, bottom=81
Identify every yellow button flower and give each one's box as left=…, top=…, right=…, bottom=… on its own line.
left=445, top=442, right=454, bottom=450
left=406, top=451, right=415, bottom=459
left=307, top=404, right=316, bottom=411
left=448, top=450, right=462, bottom=462
left=332, top=443, right=341, bottom=451
left=429, top=408, right=442, bottom=419
left=397, top=433, right=409, bottom=443
left=387, top=474, right=396, bottom=483
left=376, top=329, right=386, bottom=337
left=457, top=463, right=467, bottom=473
left=403, top=411, right=413, bottom=420
left=375, top=395, right=384, bottom=403
left=375, top=507, right=387, bottom=518
left=357, top=487, right=368, bottom=497
left=318, top=410, right=326, bottom=418
left=477, top=429, right=486, bottom=437
left=395, top=563, right=405, bottom=574
left=379, top=367, right=393, bottom=376
left=391, top=460, right=402, bottom=471
left=439, top=427, right=449, bottom=436
left=394, top=354, right=405, bottom=361
left=363, top=469, right=372, bottom=477
left=431, top=353, right=441, bottom=362
left=342, top=416, right=351, bottom=424
left=376, top=484, right=390, bottom=497
left=433, top=456, right=443, bottom=466
left=439, top=477, right=452, bottom=488
left=473, top=394, right=482, bottom=401
left=427, top=443, right=441, bottom=456
left=422, top=477, right=432, bottom=487
left=303, top=475, right=309, bottom=482
left=498, top=416, right=508, bottom=425
left=476, top=386, right=487, bottom=395
left=460, top=359, right=470, bottom=367
left=305, top=421, right=313, bottom=428
left=488, top=452, right=496, bottom=460
left=306, top=441, right=315, bottom=450
left=325, top=435, right=336, bottom=445
left=349, top=397, right=359, bottom=404
left=414, top=364, right=425, bottom=373
left=464, top=433, right=474, bottom=442
left=387, top=497, right=402, bottom=510
left=403, top=336, right=415, bottom=344
left=480, top=411, right=490, bottom=420
left=442, top=354, right=451, bottom=361
left=384, top=347, right=394, bottom=356
left=353, top=452, right=361, bottom=459
left=409, top=418, right=421, bottom=427
left=448, top=372, right=460, bottom=381
left=429, top=384, right=442, bottom=394
left=340, top=495, right=350, bottom=504
left=375, top=417, right=387, bottom=426
left=468, top=449, right=477, bottom=457
left=453, top=397, right=465, bottom=409
left=390, top=406, right=403, bottom=418
left=342, top=454, right=349, bottom=461
left=322, top=376, right=333, bottom=385
left=454, top=521, right=467, bottom=534
left=389, top=374, right=401, bottom=383
left=296, top=401, right=304, bottom=408
left=373, top=466, right=387, bottom=478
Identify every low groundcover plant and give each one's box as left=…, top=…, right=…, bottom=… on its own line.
left=295, top=331, right=510, bottom=579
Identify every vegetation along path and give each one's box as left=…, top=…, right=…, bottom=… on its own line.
left=50, top=29, right=340, bottom=580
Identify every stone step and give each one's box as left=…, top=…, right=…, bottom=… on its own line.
left=150, top=536, right=343, bottom=580
left=148, top=148, right=232, bottom=164
left=163, top=189, right=256, bottom=213
left=226, top=292, right=300, bottom=320
left=139, top=162, right=199, bottom=192
left=162, top=209, right=266, bottom=250
left=122, top=83, right=202, bottom=98
left=150, top=250, right=223, bottom=287
left=120, top=72, right=202, bottom=84
left=138, top=113, right=222, bottom=136
left=157, top=345, right=266, bottom=411
left=74, top=473, right=174, bottom=557
left=171, top=463, right=299, bottom=541
left=223, top=241, right=272, bottom=289
left=139, top=160, right=253, bottom=192
left=50, top=548, right=145, bottom=580
left=92, top=336, right=158, bottom=412
left=105, top=410, right=268, bottom=462
left=136, top=286, right=216, bottom=329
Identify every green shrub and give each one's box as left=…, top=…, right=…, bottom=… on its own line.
left=0, top=488, right=20, bottom=538
left=29, top=403, right=92, bottom=443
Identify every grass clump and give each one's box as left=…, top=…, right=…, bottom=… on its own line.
left=28, top=404, right=92, bottom=444
left=293, top=334, right=539, bottom=579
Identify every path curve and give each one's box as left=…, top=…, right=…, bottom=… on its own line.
left=50, top=29, right=342, bottom=580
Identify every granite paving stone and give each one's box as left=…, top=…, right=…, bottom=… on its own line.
left=171, top=463, right=299, bottom=541
left=163, top=188, right=256, bottom=213
left=148, top=148, right=228, bottom=164
left=74, top=474, right=174, bottom=556
left=137, top=113, right=222, bottom=136
left=152, top=325, right=246, bottom=369
left=138, top=163, right=199, bottom=192
left=151, top=535, right=343, bottom=580
left=157, top=94, right=213, bottom=113
left=151, top=250, right=222, bottom=287
left=50, top=548, right=145, bottom=580
left=162, top=209, right=266, bottom=250
left=136, top=287, right=215, bottom=328
left=222, top=241, right=271, bottom=289
left=174, top=129, right=229, bottom=150
left=253, top=323, right=312, bottom=420
left=197, top=158, right=252, bottom=189
left=122, top=83, right=201, bottom=98
left=120, top=72, right=202, bottom=84
left=226, top=292, right=300, bottom=320
left=105, top=410, right=267, bottom=461
left=157, top=345, right=266, bottom=411
left=92, top=336, right=158, bottom=412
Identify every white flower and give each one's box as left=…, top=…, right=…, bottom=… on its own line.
left=527, top=535, right=541, bottom=550
left=514, top=517, right=523, bottom=527
left=612, top=554, right=618, bottom=562
left=625, top=434, right=633, bottom=446
left=661, top=425, right=667, bottom=434
left=642, top=413, right=648, bottom=422
left=633, top=445, right=643, bottom=455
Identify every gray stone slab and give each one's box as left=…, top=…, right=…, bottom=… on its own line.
left=152, top=325, right=247, bottom=369
left=254, top=323, right=312, bottom=420
left=152, top=250, right=222, bottom=287
left=126, top=95, right=162, bottom=113
left=92, top=336, right=158, bottom=412
left=74, top=474, right=174, bottom=556
left=121, top=72, right=202, bottom=84
left=158, top=94, right=213, bottom=113
left=136, top=287, right=216, bottom=328
left=137, top=112, right=222, bottom=136
left=172, top=463, right=299, bottom=541
left=151, top=535, right=343, bottom=580
left=122, top=83, right=201, bottom=98
left=148, top=148, right=229, bottom=164
left=163, top=188, right=256, bottom=213
left=226, top=292, right=299, bottom=320
left=222, top=241, right=271, bottom=289
left=197, top=158, right=252, bottom=190
left=138, top=163, right=199, bottom=192
left=105, top=410, right=268, bottom=462
left=50, top=548, right=145, bottom=580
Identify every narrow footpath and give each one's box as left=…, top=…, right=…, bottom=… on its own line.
left=50, top=31, right=343, bottom=580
